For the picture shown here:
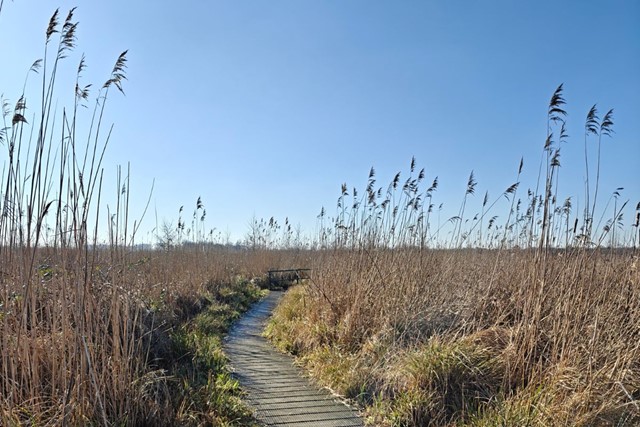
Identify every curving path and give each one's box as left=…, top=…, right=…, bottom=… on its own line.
left=223, top=291, right=363, bottom=426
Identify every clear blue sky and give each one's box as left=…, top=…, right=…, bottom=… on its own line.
left=1, top=1, right=638, bottom=244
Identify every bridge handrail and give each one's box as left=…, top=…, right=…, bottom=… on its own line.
left=267, top=268, right=311, bottom=288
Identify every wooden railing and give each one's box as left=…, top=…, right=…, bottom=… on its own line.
left=267, top=268, right=311, bottom=288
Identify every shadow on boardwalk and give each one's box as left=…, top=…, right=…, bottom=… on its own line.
left=223, top=291, right=363, bottom=426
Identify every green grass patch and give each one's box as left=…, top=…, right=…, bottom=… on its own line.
left=370, top=338, right=504, bottom=426
left=167, top=279, right=267, bottom=426
left=265, top=285, right=535, bottom=426
left=264, top=285, right=308, bottom=355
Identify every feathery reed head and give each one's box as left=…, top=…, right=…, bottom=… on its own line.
left=585, top=104, right=599, bottom=135
left=548, top=83, right=567, bottom=123
left=600, top=109, right=614, bottom=137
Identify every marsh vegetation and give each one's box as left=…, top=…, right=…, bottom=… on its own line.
left=266, top=89, right=639, bottom=425
left=1, top=6, right=638, bottom=427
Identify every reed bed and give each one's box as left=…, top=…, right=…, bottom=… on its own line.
left=270, top=249, right=638, bottom=425
left=0, top=8, right=308, bottom=425
left=0, top=244, right=306, bottom=425
left=267, top=86, right=639, bottom=426
left=3, top=6, right=638, bottom=426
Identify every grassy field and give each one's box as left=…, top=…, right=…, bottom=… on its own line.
left=263, top=87, right=639, bottom=425
left=262, top=117, right=639, bottom=425
left=0, top=8, right=307, bottom=425
left=263, top=132, right=639, bottom=424
left=2, top=6, right=638, bottom=427
left=0, top=243, right=310, bottom=425
left=267, top=249, right=639, bottom=425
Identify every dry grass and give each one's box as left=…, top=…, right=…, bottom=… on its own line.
left=0, top=245, right=306, bottom=425
left=3, top=6, right=638, bottom=426
left=266, top=86, right=639, bottom=425
left=0, top=7, right=311, bottom=425
left=269, top=249, right=639, bottom=425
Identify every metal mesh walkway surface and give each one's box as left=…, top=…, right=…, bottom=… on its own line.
left=223, top=291, right=363, bottom=426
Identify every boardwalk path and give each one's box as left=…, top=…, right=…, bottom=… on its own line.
left=224, top=291, right=363, bottom=426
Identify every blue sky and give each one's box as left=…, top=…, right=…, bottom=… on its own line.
left=1, top=1, right=638, bottom=244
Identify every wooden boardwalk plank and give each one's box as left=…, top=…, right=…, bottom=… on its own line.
left=223, top=291, right=363, bottom=426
